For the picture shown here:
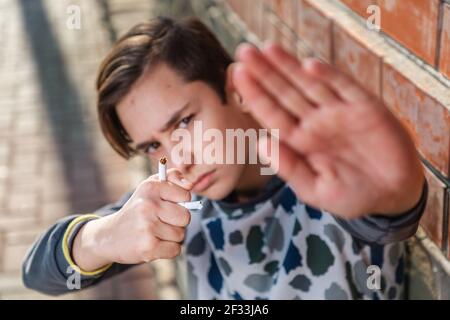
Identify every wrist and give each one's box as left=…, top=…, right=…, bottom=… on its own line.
left=72, top=215, right=115, bottom=273
left=373, top=173, right=425, bottom=216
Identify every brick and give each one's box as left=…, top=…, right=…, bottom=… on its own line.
left=0, top=111, right=13, bottom=132
left=272, top=0, right=297, bottom=31
left=10, top=152, right=41, bottom=175
left=382, top=63, right=450, bottom=177
left=382, top=64, right=419, bottom=142
left=0, top=165, right=8, bottom=182
left=0, top=143, right=10, bottom=163
left=7, top=192, right=39, bottom=216
left=297, top=0, right=333, bottom=62
left=0, top=232, right=4, bottom=271
left=0, top=183, right=6, bottom=211
left=333, top=24, right=382, bottom=97
left=262, top=11, right=284, bottom=45
left=340, top=0, right=378, bottom=19
left=246, top=0, right=264, bottom=39
left=227, top=0, right=249, bottom=25
left=416, top=96, right=450, bottom=178
left=447, top=188, right=450, bottom=259
left=3, top=243, right=30, bottom=272
left=420, top=167, right=446, bottom=249
left=0, top=272, right=25, bottom=292
left=5, top=229, right=42, bottom=246
left=377, top=0, right=440, bottom=66
left=262, top=0, right=274, bottom=12
left=13, top=113, right=42, bottom=136
left=40, top=200, right=70, bottom=221
left=0, top=216, right=38, bottom=231
left=439, top=4, right=450, bottom=79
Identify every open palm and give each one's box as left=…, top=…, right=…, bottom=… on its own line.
left=233, top=43, right=424, bottom=218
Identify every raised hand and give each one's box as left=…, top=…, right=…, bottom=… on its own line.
left=233, top=43, right=424, bottom=219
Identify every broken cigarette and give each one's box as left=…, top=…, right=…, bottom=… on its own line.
left=177, top=200, right=203, bottom=210
left=158, top=157, right=203, bottom=211
left=158, top=157, right=167, bottom=181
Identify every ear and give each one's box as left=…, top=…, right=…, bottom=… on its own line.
left=225, top=63, right=247, bottom=110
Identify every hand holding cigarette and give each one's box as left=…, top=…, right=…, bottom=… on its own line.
left=158, top=157, right=203, bottom=210
left=72, top=165, right=195, bottom=269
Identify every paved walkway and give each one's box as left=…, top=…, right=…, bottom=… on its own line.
left=0, top=0, right=180, bottom=299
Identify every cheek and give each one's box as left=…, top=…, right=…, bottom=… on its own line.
left=217, top=164, right=245, bottom=187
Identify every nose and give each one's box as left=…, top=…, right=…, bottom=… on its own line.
left=168, top=143, right=195, bottom=176
left=174, top=155, right=194, bottom=176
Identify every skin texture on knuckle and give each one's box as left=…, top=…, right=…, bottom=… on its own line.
left=174, top=206, right=191, bottom=226
left=145, top=217, right=157, bottom=236
left=135, top=200, right=159, bottom=223
left=138, top=236, right=157, bottom=262
left=175, top=227, right=186, bottom=243
left=168, top=244, right=182, bottom=258
left=139, top=179, right=159, bottom=196
left=182, top=208, right=191, bottom=226
left=182, top=188, right=191, bottom=202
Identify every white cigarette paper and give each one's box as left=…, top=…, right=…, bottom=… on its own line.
left=178, top=201, right=203, bottom=210
left=158, top=157, right=167, bottom=181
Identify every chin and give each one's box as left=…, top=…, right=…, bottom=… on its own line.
left=200, top=184, right=232, bottom=200
left=199, top=175, right=238, bottom=200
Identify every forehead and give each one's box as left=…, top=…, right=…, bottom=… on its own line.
left=116, top=63, right=191, bottom=140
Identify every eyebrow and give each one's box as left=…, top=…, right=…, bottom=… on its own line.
left=135, top=102, right=190, bottom=151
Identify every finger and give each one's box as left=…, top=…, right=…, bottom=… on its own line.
left=139, top=179, right=191, bottom=203
left=166, top=168, right=193, bottom=190
left=226, top=62, right=238, bottom=93
left=261, top=43, right=342, bottom=107
left=152, top=220, right=186, bottom=243
left=158, top=200, right=191, bottom=227
left=302, top=57, right=370, bottom=104
left=233, top=64, right=299, bottom=141
left=154, top=241, right=182, bottom=259
left=236, top=43, right=314, bottom=117
left=258, top=136, right=317, bottom=201
left=227, top=63, right=247, bottom=110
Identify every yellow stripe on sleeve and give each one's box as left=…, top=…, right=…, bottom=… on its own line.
left=62, top=214, right=113, bottom=276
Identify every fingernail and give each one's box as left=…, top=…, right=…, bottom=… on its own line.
left=233, top=64, right=247, bottom=79
left=236, top=43, right=257, bottom=60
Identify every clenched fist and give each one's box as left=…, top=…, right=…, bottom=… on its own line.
left=72, top=169, right=193, bottom=272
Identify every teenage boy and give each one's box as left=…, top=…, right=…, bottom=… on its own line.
left=23, top=17, right=427, bottom=299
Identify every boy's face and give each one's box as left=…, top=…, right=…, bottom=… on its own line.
left=116, top=63, right=256, bottom=200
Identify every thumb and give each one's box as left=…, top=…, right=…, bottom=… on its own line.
left=166, top=168, right=193, bottom=190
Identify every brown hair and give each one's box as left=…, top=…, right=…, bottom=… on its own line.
left=96, top=17, right=233, bottom=159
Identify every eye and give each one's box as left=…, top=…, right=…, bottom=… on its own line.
left=177, top=114, right=195, bottom=129
left=144, top=141, right=161, bottom=154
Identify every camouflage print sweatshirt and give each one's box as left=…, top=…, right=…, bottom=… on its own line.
left=22, top=176, right=427, bottom=299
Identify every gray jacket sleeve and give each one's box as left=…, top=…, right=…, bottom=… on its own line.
left=22, top=191, right=135, bottom=296
left=333, top=181, right=428, bottom=245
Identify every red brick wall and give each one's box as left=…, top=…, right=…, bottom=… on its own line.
left=225, top=0, right=450, bottom=259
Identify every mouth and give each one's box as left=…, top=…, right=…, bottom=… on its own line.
left=191, top=169, right=216, bottom=193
